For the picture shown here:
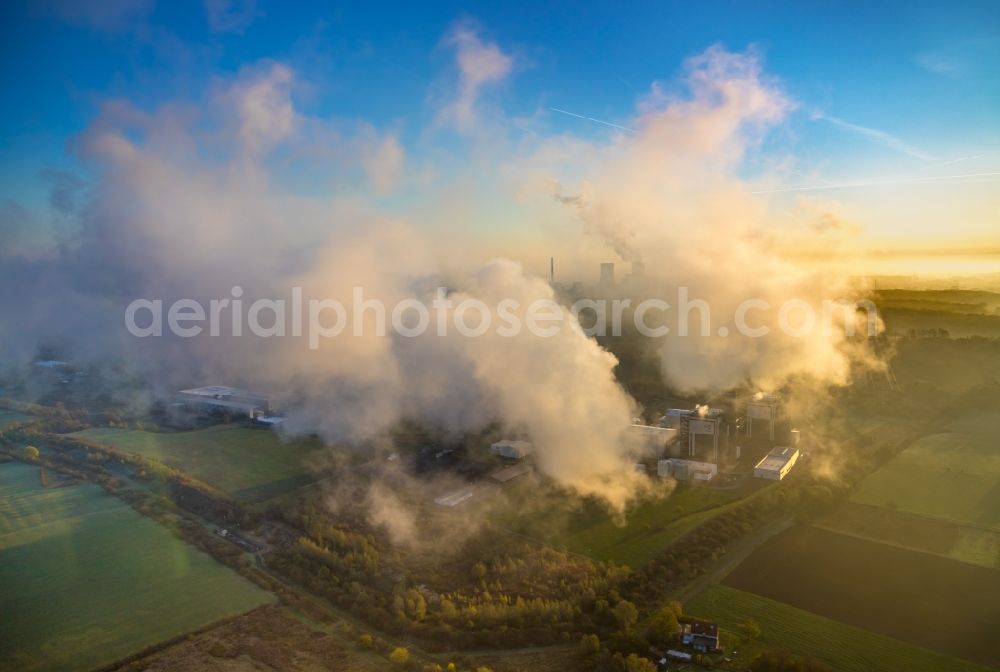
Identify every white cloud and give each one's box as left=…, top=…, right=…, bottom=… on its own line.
left=437, top=24, right=513, bottom=132
left=915, top=52, right=963, bottom=78
left=204, top=0, right=259, bottom=33
left=37, top=0, right=153, bottom=32
left=2, top=44, right=888, bottom=512
left=227, top=63, right=296, bottom=155
left=362, top=134, right=405, bottom=195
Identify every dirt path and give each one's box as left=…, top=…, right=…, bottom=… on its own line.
left=675, top=514, right=796, bottom=605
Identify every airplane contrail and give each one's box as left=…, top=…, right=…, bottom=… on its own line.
left=820, top=115, right=936, bottom=162
left=549, top=107, right=635, bottom=133
left=913, top=153, right=986, bottom=171
left=750, top=171, right=1000, bottom=194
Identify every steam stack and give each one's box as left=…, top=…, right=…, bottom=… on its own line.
left=599, top=262, right=615, bottom=289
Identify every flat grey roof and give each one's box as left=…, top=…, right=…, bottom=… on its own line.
left=755, top=446, right=798, bottom=471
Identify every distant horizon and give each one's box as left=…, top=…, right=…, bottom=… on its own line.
left=2, top=1, right=999, bottom=277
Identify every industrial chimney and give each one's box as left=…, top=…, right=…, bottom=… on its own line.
left=599, top=262, right=615, bottom=288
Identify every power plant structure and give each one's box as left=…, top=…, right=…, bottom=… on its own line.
left=660, top=408, right=729, bottom=463
left=746, top=394, right=781, bottom=442
left=630, top=423, right=679, bottom=460
left=645, top=395, right=801, bottom=482
left=657, top=457, right=717, bottom=481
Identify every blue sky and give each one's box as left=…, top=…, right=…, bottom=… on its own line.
left=2, top=0, right=998, bottom=268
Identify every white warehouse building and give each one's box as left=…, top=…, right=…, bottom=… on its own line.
left=753, top=446, right=800, bottom=480
left=175, top=386, right=269, bottom=417
left=490, top=439, right=533, bottom=460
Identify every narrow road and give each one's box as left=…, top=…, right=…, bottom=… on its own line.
left=675, top=514, right=795, bottom=605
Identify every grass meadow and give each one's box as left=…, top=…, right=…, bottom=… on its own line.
left=495, top=479, right=770, bottom=566
left=0, top=461, right=273, bottom=672
left=687, top=584, right=993, bottom=672
left=70, top=425, right=323, bottom=502
left=851, top=429, right=1000, bottom=529
left=819, top=501, right=1000, bottom=570
left=721, top=525, right=1000, bottom=668
left=839, top=405, right=1000, bottom=568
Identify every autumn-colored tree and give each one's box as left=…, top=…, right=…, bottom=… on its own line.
left=739, top=618, right=761, bottom=641
left=389, top=647, right=410, bottom=665
left=646, top=605, right=679, bottom=645
left=624, top=653, right=657, bottom=672
left=612, top=600, right=638, bottom=631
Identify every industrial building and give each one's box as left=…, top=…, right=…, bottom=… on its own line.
left=753, top=446, right=800, bottom=480
left=32, top=359, right=69, bottom=369
left=659, top=408, right=691, bottom=430
left=630, top=424, right=679, bottom=458
left=490, top=463, right=532, bottom=483
left=253, top=415, right=286, bottom=428
left=657, top=458, right=717, bottom=482
left=434, top=487, right=478, bottom=508
left=746, top=394, right=781, bottom=442
left=659, top=408, right=727, bottom=462
left=175, top=386, right=269, bottom=418
left=490, top=439, right=533, bottom=460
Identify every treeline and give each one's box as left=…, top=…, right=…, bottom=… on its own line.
left=28, top=428, right=252, bottom=521
left=622, top=484, right=802, bottom=606
left=268, top=524, right=632, bottom=650
left=0, top=399, right=83, bottom=432
left=260, top=466, right=852, bottom=662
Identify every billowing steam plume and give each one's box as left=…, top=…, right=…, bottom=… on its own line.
left=0, top=32, right=879, bottom=510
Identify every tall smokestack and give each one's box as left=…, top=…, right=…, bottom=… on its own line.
left=550, top=256, right=554, bottom=283
left=599, top=262, right=615, bottom=288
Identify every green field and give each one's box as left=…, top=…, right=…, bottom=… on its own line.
left=819, top=502, right=1000, bottom=570
left=0, top=408, right=31, bottom=429
left=687, top=584, right=993, bottom=672
left=818, top=400, right=1000, bottom=570
left=495, top=479, right=769, bottom=566
left=0, top=461, right=273, bottom=672
left=851, top=419, right=1000, bottom=530
left=70, top=425, right=323, bottom=501
left=723, top=525, right=1000, bottom=668
left=891, top=338, right=1000, bottom=392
